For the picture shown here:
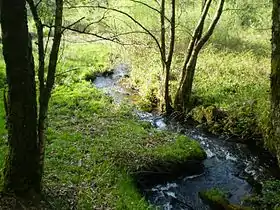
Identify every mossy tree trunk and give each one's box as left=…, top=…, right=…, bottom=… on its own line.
left=271, top=0, right=280, bottom=164
left=1, top=0, right=40, bottom=194
left=174, top=0, right=224, bottom=113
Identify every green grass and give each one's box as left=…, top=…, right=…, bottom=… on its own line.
left=110, top=0, right=272, bottom=142
left=0, top=0, right=276, bottom=207
left=42, top=80, right=205, bottom=209
left=0, top=42, right=206, bottom=209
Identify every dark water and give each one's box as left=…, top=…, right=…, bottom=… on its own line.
left=93, top=64, right=277, bottom=210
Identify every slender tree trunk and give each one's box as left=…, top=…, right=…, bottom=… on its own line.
left=160, top=0, right=170, bottom=112
left=1, top=0, right=40, bottom=194
left=160, top=0, right=175, bottom=114
left=174, top=52, right=198, bottom=112
left=270, top=0, right=280, bottom=164
left=164, top=63, right=173, bottom=114
left=37, top=0, right=63, bottom=186
left=174, top=0, right=224, bottom=113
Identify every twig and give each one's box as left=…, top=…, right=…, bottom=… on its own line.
left=62, top=17, right=85, bottom=32
left=63, top=4, right=163, bottom=56
left=55, top=67, right=80, bottom=77
left=35, top=0, right=43, bottom=8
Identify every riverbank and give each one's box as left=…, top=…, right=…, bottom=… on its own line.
left=0, top=77, right=206, bottom=209
left=0, top=38, right=278, bottom=209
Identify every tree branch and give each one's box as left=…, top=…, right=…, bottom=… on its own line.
left=35, top=0, right=43, bottom=8
left=62, top=17, right=85, bottom=32
left=26, top=0, right=45, bottom=99
left=130, top=0, right=171, bottom=23
left=167, top=0, right=176, bottom=66
left=182, top=0, right=212, bottom=74
left=45, top=0, right=63, bottom=100
left=98, top=5, right=163, bottom=57
left=196, top=0, right=225, bottom=52
left=161, top=0, right=166, bottom=64
left=63, top=4, right=163, bottom=57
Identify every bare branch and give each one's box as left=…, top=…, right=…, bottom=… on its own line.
left=97, top=5, right=162, bottom=56
left=55, top=67, right=80, bottom=77
left=44, top=20, right=53, bottom=56
left=167, top=0, right=176, bottom=66
left=62, top=17, right=85, bottom=33
left=63, top=4, right=163, bottom=56
left=45, top=0, right=63, bottom=99
left=26, top=0, right=45, bottom=97
left=161, top=0, right=166, bottom=63
left=196, top=0, right=225, bottom=51
left=44, top=24, right=123, bottom=44
left=182, top=0, right=212, bottom=73
left=35, top=0, right=43, bottom=8
left=83, top=11, right=109, bottom=32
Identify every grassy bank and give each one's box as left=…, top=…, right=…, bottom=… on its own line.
left=0, top=43, right=206, bottom=209
left=111, top=1, right=272, bottom=144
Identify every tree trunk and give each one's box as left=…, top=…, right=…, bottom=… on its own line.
left=164, top=63, right=173, bottom=114
left=174, top=0, right=224, bottom=113
left=174, top=53, right=198, bottom=113
left=1, top=0, right=40, bottom=194
left=37, top=0, right=63, bottom=186
left=270, top=0, right=280, bottom=164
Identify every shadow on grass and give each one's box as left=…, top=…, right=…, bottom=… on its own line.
left=0, top=185, right=78, bottom=210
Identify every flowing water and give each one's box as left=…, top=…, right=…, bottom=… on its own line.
left=93, top=64, right=278, bottom=210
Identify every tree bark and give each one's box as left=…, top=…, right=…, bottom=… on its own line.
left=1, top=0, right=40, bottom=194
left=270, top=0, right=280, bottom=164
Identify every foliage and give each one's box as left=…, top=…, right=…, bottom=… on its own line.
left=246, top=180, right=280, bottom=210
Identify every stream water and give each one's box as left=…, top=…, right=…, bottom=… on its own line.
left=93, top=64, right=278, bottom=210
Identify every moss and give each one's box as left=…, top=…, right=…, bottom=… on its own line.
left=199, top=188, right=230, bottom=209
left=188, top=103, right=262, bottom=142
left=199, top=188, right=251, bottom=210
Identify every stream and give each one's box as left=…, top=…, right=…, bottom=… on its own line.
left=93, top=64, right=278, bottom=210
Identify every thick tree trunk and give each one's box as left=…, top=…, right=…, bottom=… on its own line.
left=1, top=0, right=40, bottom=194
left=270, top=0, right=280, bottom=164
